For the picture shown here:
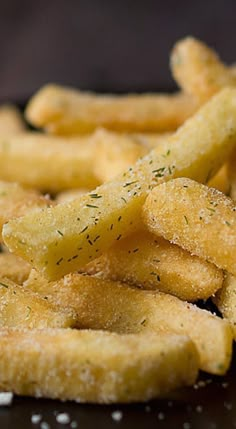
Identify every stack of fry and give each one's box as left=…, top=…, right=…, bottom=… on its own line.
left=0, top=37, right=236, bottom=403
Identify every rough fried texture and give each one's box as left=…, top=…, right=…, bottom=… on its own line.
left=0, top=277, right=76, bottom=328
left=0, top=181, right=52, bottom=240
left=25, top=84, right=199, bottom=134
left=84, top=231, right=223, bottom=301
left=228, top=147, right=236, bottom=200
left=214, top=274, right=236, bottom=338
left=143, top=178, right=236, bottom=275
left=170, top=37, right=236, bottom=101
left=0, top=328, right=199, bottom=403
left=24, top=271, right=232, bottom=374
left=208, top=164, right=230, bottom=195
left=0, top=253, right=31, bottom=284
left=4, top=89, right=236, bottom=280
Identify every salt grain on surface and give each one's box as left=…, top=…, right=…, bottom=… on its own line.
left=0, top=392, right=13, bottom=406
left=31, top=414, right=42, bottom=424
left=56, top=412, right=71, bottom=424
left=40, top=422, right=50, bottom=429
left=111, top=410, right=123, bottom=422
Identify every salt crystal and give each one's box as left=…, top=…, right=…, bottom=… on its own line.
left=40, top=423, right=50, bottom=429
left=0, top=392, right=13, bottom=406
left=70, top=422, right=78, bottom=428
left=31, top=414, right=42, bottom=424
left=158, top=412, right=165, bottom=420
left=111, top=410, right=123, bottom=422
left=56, top=413, right=71, bottom=424
left=196, top=405, right=203, bottom=413
left=145, top=405, right=151, bottom=412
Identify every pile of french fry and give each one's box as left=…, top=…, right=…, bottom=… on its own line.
left=0, top=37, right=236, bottom=403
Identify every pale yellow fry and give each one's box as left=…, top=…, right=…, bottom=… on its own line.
left=228, top=147, right=236, bottom=200
left=56, top=189, right=89, bottom=204
left=3, top=89, right=236, bottom=280
left=0, top=132, right=101, bottom=192
left=25, top=84, right=199, bottom=134
left=0, top=253, right=31, bottom=284
left=143, top=178, right=236, bottom=275
left=214, top=274, right=236, bottom=339
left=0, top=328, right=198, bottom=403
left=208, top=164, right=230, bottom=195
left=170, top=37, right=236, bottom=101
left=84, top=230, right=223, bottom=301
left=0, top=104, right=26, bottom=135
left=0, top=181, right=52, bottom=240
left=0, top=277, right=76, bottom=328
left=24, top=270, right=232, bottom=374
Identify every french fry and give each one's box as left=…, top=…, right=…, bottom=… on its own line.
left=24, top=270, right=232, bottom=374
left=56, top=189, right=88, bottom=204
left=0, top=181, right=52, bottom=240
left=0, top=277, right=76, bottom=328
left=143, top=177, right=236, bottom=275
left=208, top=164, right=230, bottom=195
left=0, top=253, right=31, bottom=284
left=0, top=132, right=101, bottom=192
left=4, top=89, right=236, bottom=279
left=84, top=231, right=223, bottom=301
left=0, top=104, right=26, bottom=135
left=25, top=84, right=199, bottom=134
left=0, top=328, right=199, bottom=403
left=170, top=37, right=236, bottom=101
left=214, top=274, right=236, bottom=339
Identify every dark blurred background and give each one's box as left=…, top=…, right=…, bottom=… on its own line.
left=0, top=0, right=235, bottom=101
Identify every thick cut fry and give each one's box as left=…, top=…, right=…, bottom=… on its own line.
left=0, top=104, right=26, bottom=135
left=208, top=164, right=230, bottom=194
left=84, top=231, right=223, bottom=301
left=4, top=89, right=236, bottom=279
left=25, top=84, right=199, bottom=134
left=0, top=277, right=76, bottom=328
left=0, top=328, right=198, bottom=403
left=170, top=37, right=236, bottom=101
left=214, top=274, right=236, bottom=338
left=0, top=132, right=101, bottom=192
left=143, top=178, right=236, bottom=275
left=24, top=270, right=232, bottom=374
left=0, top=253, right=31, bottom=284
left=56, top=189, right=88, bottom=204
left=0, top=181, right=52, bottom=240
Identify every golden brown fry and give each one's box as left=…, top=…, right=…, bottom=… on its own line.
left=170, top=37, right=236, bottom=101
left=24, top=270, right=232, bottom=374
left=143, top=178, right=236, bottom=275
left=214, top=274, right=236, bottom=337
left=0, top=181, right=52, bottom=240
left=84, top=231, right=223, bottom=301
left=0, top=104, right=26, bottom=135
left=4, top=89, right=236, bottom=280
left=0, top=277, right=76, bottom=328
left=0, top=253, right=31, bottom=284
left=25, top=84, right=199, bottom=134
left=0, top=328, right=199, bottom=403
left=208, top=164, right=230, bottom=195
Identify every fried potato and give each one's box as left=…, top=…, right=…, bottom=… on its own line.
left=56, top=189, right=88, bottom=204
left=25, top=84, right=199, bottom=134
left=143, top=178, right=236, bottom=275
left=84, top=230, right=223, bottom=301
left=0, top=104, right=26, bottom=135
left=24, top=270, right=232, bottom=374
left=0, top=253, right=31, bottom=284
left=0, top=328, right=198, bottom=403
left=0, top=181, right=52, bottom=240
left=0, top=132, right=101, bottom=192
left=208, top=164, right=230, bottom=195
left=214, top=274, right=236, bottom=338
left=4, top=89, right=236, bottom=279
left=170, top=37, right=236, bottom=101
left=0, top=277, right=76, bottom=328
